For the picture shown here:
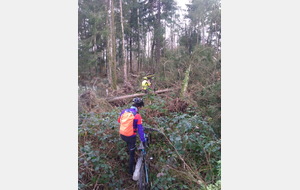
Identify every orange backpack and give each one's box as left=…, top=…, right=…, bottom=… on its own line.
left=119, top=109, right=137, bottom=136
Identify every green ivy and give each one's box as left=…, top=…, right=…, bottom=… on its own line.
left=78, top=95, right=221, bottom=189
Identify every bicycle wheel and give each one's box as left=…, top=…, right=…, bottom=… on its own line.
left=139, top=162, right=147, bottom=190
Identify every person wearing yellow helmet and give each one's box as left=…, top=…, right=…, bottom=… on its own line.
left=142, top=77, right=151, bottom=94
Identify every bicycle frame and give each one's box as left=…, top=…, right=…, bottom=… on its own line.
left=136, top=127, right=159, bottom=190
left=137, top=134, right=150, bottom=189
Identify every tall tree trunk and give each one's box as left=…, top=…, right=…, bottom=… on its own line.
left=143, top=24, right=146, bottom=71
left=100, top=50, right=104, bottom=76
left=197, top=20, right=200, bottom=44
left=130, top=33, right=132, bottom=73
left=106, top=0, right=112, bottom=85
left=118, top=40, right=121, bottom=64
left=180, top=64, right=191, bottom=98
left=147, top=32, right=150, bottom=69
left=120, top=0, right=127, bottom=83
left=151, top=36, right=155, bottom=74
left=156, top=0, right=161, bottom=69
left=214, top=3, right=219, bottom=57
left=202, top=19, right=205, bottom=46
left=171, top=20, right=174, bottom=52
left=126, top=36, right=129, bottom=70
left=185, top=23, right=188, bottom=52
left=110, top=0, right=117, bottom=90
left=84, top=16, right=87, bottom=39
left=163, top=22, right=165, bottom=58
left=137, top=0, right=140, bottom=72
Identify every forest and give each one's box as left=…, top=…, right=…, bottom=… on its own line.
left=78, top=0, right=221, bottom=189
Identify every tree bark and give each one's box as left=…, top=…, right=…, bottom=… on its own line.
left=163, top=22, right=165, bottom=58
left=106, top=0, right=112, bottom=85
left=180, top=64, right=191, bottom=98
left=202, top=18, right=205, bottom=46
left=126, top=36, right=129, bottom=70
left=130, top=33, right=132, bottom=73
left=106, top=89, right=174, bottom=102
left=120, top=0, right=127, bottom=83
left=147, top=32, right=150, bottom=69
left=151, top=34, right=155, bottom=73
left=110, top=0, right=117, bottom=90
left=185, top=23, right=188, bottom=52
left=137, top=0, right=140, bottom=72
left=156, top=0, right=161, bottom=68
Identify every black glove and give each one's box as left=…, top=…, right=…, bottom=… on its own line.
left=142, top=142, right=147, bottom=148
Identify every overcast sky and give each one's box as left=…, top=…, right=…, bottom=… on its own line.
left=175, top=0, right=189, bottom=23
left=176, top=0, right=188, bottom=11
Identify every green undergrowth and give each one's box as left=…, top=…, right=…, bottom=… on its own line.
left=78, top=95, right=221, bottom=190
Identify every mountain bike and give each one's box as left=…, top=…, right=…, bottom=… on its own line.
left=133, top=127, right=160, bottom=190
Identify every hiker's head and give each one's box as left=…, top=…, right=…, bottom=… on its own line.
left=143, top=77, right=147, bottom=80
left=132, top=97, right=144, bottom=108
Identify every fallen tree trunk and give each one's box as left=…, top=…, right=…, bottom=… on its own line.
left=129, top=73, right=139, bottom=77
left=106, top=88, right=174, bottom=102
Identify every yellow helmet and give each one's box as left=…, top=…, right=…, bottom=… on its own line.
left=143, top=77, right=147, bottom=80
